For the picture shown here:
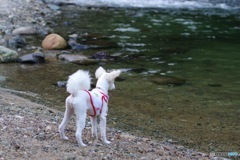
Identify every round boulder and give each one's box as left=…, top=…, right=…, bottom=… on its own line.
left=42, top=34, right=67, bottom=50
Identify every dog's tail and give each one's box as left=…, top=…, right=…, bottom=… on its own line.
left=66, top=70, right=91, bottom=96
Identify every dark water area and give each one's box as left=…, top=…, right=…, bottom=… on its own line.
left=1, top=6, right=240, bottom=152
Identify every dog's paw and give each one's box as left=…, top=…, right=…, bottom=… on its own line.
left=79, top=143, right=87, bottom=147
left=104, top=140, right=111, bottom=145
left=61, top=136, right=69, bottom=140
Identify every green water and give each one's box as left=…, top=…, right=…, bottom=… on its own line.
left=1, top=7, right=240, bottom=152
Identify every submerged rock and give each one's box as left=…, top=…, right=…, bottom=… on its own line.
left=68, top=38, right=89, bottom=50
left=124, top=68, right=147, bottom=73
left=0, top=75, right=6, bottom=82
left=80, top=33, right=119, bottom=48
left=42, top=33, right=67, bottom=50
left=151, top=75, right=186, bottom=86
left=0, top=46, right=18, bottom=63
left=92, top=51, right=109, bottom=59
left=18, top=51, right=45, bottom=64
left=208, top=83, right=222, bottom=87
left=58, top=54, right=98, bottom=65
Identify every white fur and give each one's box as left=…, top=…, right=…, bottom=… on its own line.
left=66, top=70, right=91, bottom=96
left=59, top=67, right=121, bottom=146
left=95, top=66, right=106, bottom=79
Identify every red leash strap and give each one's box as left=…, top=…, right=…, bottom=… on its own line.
left=100, top=92, right=109, bottom=102
left=84, top=90, right=96, bottom=117
left=100, top=92, right=109, bottom=113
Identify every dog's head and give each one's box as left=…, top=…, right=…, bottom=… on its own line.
left=95, top=66, right=121, bottom=90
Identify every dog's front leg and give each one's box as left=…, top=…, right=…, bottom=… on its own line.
left=90, top=116, right=98, bottom=139
left=100, top=113, right=111, bottom=144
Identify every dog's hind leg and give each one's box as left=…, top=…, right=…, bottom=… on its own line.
left=90, top=116, right=98, bottom=139
left=100, top=113, right=111, bottom=144
left=75, top=107, right=87, bottom=147
left=59, top=97, right=74, bottom=140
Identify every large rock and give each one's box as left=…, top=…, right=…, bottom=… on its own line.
left=42, top=34, right=67, bottom=50
left=58, top=54, right=98, bottom=65
left=0, top=46, right=18, bottom=63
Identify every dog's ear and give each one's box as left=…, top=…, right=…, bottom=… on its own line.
left=106, top=70, right=121, bottom=81
left=95, top=66, right=106, bottom=79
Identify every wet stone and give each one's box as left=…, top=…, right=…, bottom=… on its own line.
left=18, top=51, right=45, bottom=64
left=68, top=38, right=89, bottom=50
left=12, top=26, right=38, bottom=35
left=92, top=51, right=109, bottom=60
left=0, top=46, right=19, bottom=62
left=58, top=53, right=98, bottom=65
left=6, top=35, right=27, bottom=48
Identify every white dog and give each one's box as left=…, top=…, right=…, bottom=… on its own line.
left=58, top=67, right=121, bottom=146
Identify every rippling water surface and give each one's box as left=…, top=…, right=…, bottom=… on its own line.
left=1, top=5, right=240, bottom=152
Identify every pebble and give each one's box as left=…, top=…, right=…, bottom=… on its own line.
left=1, top=126, right=7, bottom=131
left=56, top=81, right=67, bottom=87
left=37, top=132, right=45, bottom=140
left=45, top=125, right=52, bottom=131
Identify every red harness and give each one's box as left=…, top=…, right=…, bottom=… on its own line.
left=84, top=90, right=109, bottom=117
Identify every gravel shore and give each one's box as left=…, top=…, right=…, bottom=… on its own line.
left=0, top=87, right=213, bottom=160
left=0, top=0, right=54, bottom=35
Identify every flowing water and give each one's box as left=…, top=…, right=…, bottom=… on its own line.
left=1, top=0, right=240, bottom=152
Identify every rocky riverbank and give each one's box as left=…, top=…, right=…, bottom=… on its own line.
left=0, top=0, right=54, bottom=35
left=0, top=87, right=216, bottom=160
left=0, top=0, right=103, bottom=64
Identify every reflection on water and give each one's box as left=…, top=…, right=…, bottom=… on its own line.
left=1, top=7, right=240, bottom=152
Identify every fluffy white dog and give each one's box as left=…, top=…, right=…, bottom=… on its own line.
left=58, top=67, right=121, bottom=146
